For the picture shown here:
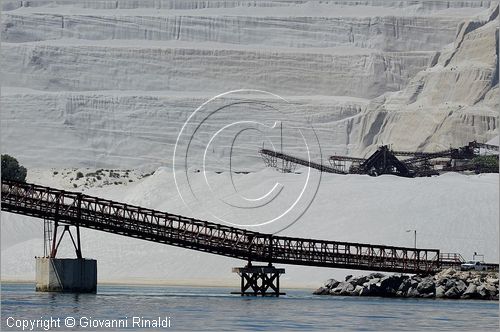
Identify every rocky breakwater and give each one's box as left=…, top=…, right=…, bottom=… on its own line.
left=313, top=268, right=499, bottom=300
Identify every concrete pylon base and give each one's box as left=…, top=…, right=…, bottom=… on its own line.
left=35, top=257, right=97, bottom=293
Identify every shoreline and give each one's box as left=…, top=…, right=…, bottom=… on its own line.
left=0, top=279, right=314, bottom=291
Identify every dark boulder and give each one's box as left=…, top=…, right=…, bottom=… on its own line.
left=476, top=285, right=491, bottom=299
left=462, top=284, right=479, bottom=299
left=367, top=281, right=382, bottom=296
left=484, top=283, right=497, bottom=297
left=353, top=275, right=369, bottom=286
left=325, top=278, right=340, bottom=289
left=444, top=286, right=461, bottom=299
left=398, top=278, right=412, bottom=295
left=359, top=286, right=371, bottom=296
left=417, top=277, right=435, bottom=295
left=379, top=275, right=405, bottom=297
left=313, top=287, right=329, bottom=295
left=437, top=277, right=448, bottom=287
left=455, top=280, right=467, bottom=293
left=445, top=278, right=457, bottom=290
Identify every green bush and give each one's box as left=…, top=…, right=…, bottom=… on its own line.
left=1, top=154, right=27, bottom=182
left=473, top=155, right=499, bottom=170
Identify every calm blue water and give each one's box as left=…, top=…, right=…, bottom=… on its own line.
left=1, top=283, right=498, bottom=331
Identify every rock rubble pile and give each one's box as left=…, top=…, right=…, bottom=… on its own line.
left=314, top=268, right=499, bottom=300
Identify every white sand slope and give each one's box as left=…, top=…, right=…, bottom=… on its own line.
left=1, top=168, right=498, bottom=288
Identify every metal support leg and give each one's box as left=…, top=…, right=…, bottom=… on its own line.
left=50, top=220, right=59, bottom=258
left=75, top=225, right=82, bottom=259
left=50, top=224, right=83, bottom=259
left=232, top=265, right=285, bottom=296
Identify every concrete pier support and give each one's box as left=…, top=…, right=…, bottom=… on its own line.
left=35, top=257, right=97, bottom=293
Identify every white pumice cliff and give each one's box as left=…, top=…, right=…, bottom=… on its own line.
left=1, top=0, right=498, bottom=168
left=353, top=5, right=499, bottom=155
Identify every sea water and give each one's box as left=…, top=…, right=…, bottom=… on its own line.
left=1, top=283, right=498, bottom=331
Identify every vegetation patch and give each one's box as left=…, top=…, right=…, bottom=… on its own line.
left=473, top=155, right=499, bottom=170
left=1, top=154, right=27, bottom=182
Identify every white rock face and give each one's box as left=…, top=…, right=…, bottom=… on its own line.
left=2, top=12, right=466, bottom=52
left=0, top=90, right=367, bottom=168
left=1, top=42, right=433, bottom=96
left=2, top=0, right=496, bottom=10
left=353, top=6, right=499, bottom=155
left=1, top=0, right=497, bottom=168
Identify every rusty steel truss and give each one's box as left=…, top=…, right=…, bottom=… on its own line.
left=260, top=149, right=345, bottom=175
left=1, top=180, right=453, bottom=274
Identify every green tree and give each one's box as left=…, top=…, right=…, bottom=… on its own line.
left=473, top=155, right=499, bottom=170
left=1, top=154, right=27, bottom=182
